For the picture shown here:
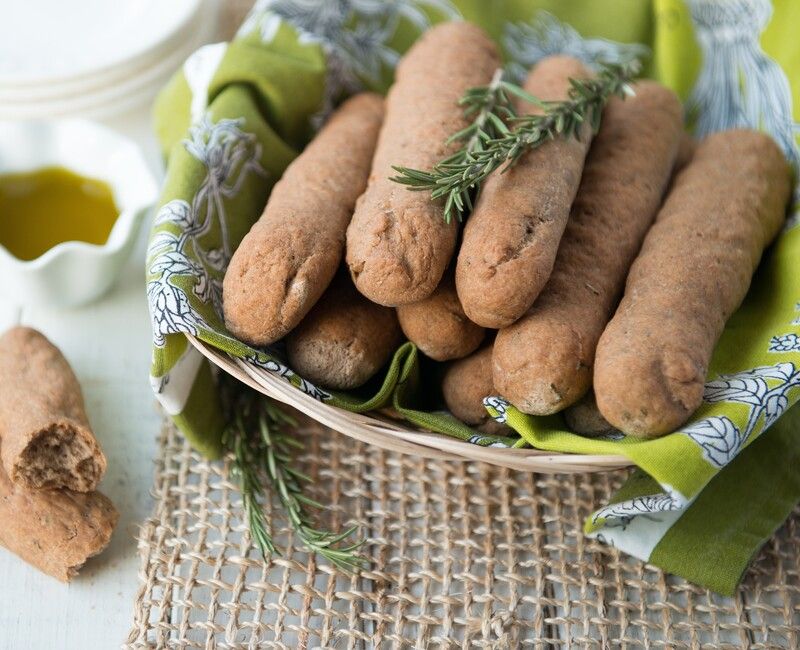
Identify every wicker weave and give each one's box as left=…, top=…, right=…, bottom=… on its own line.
left=126, top=416, right=800, bottom=649
left=189, top=3, right=632, bottom=475
left=189, top=336, right=632, bottom=473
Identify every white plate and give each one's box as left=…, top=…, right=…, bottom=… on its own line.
left=0, top=1, right=217, bottom=120
left=0, top=0, right=202, bottom=86
left=0, top=41, right=191, bottom=119
left=0, top=0, right=208, bottom=102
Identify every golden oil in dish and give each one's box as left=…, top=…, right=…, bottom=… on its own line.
left=0, top=166, right=118, bottom=260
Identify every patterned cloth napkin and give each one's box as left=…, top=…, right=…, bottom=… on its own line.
left=147, top=0, right=800, bottom=595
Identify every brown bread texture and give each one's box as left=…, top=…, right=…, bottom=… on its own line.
left=223, top=93, right=385, bottom=346
left=0, top=327, right=106, bottom=492
left=396, top=270, right=484, bottom=361
left=594, top=129, right=792, bottom=438
left=346, top=22, right=500, bottom=306
left=442, top=345, right=506, bottom=435
left=0, top=463, right=118, bottom=581
left=286, top=272, right=403, bottom=390
left=664, top=132, right=697, bottom=197
left=674, top=131, right=696, bottom=174
left=456, top=55, right=594, bottom=328
left=493, top=82, right=683, bottom=414
left=563, top=391, right=617, bottom=438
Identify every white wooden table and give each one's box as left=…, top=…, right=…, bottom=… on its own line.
left=0, top=108, right=165, bottom=649
left=0, top=6, right=255, bottom=645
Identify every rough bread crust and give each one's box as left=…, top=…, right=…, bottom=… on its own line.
left=442, top=345, right=507, bottom=435
left=286, top=272, right=403, bottom=390
left=0, top=327, right=107, bottom=492
left=594, top=129, right=792, bottom=438
left=493, top=82, right=683, bottom=414
left=456, top=56, right=594, bottom=329
left=346, top=22, right=500, bottom=306
left=396, top=271, right=484, bottom=361
left=0, top=462, right=118, bottom=581
left=674, top=131, right=696, bottom=174
left=563, top=391, right=617, bottom=438
left=224, top=93, right=385, bottom=346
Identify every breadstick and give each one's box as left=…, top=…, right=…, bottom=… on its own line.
left=442, top=344, right=506, bottom=434
left=224, top=93, right=384, bottom=346
left=664, top=132, right=696, bottom=197
left=595, top=129, right=792, bottom=438
left=0, top=327, right=106, bottom=492
left=456, top=56, right=594, bottom=328
left=563, top=391, right=617, bottom=438
left=346, top=22, right=500, bottom=306
left=286, top=272, right=403, bottom=390
left=396, top=270, right=484, bottom=361
left=0, top=463, right=118, bottom=581
left=493, top=82, right=683, bottom=414
left=674, top=131, right=696, bottom=174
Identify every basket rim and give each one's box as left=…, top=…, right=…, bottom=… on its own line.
left=187, top=334, right=633, bottom=473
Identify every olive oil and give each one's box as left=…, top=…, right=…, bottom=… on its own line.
left=0, top=166, right=118, bottom=261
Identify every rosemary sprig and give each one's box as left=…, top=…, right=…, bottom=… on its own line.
left=223, top=389, right=365, bottom=572
left=391, top=59, right=641, bottom=224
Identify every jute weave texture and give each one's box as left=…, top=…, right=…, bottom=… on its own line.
left=126, top=417, right=800, bottom=649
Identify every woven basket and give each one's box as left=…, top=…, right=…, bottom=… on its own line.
left=185, top=3, right=631, bottom=475
left=188, top=335, right=631, bottom=473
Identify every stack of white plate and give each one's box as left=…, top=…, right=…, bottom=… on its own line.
left=0, top=0, right=216, bottom=119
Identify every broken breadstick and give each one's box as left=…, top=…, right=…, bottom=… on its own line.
left=594, top=129, right=792, bottom=437
left=0, top=327, right=106, bottom=492
left=0, top=463, right=118, bottom=581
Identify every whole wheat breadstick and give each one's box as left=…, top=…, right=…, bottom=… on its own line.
left=674, top=131, right=696, bottom=174
left=456, top=56, right=594, bottom=328
left=224, top=93, right=384, bottom=346
left=346, top=22, right=500, bottom=306
left=396, top=270, right=484, bottom=361
left=563, top=391, right=617, bottom=438
left=286, top=271, right=403, bottom=390
left=493, top=82, right=683, bottom=414
left=0, top=463, right=117, bottom=581
left=0, top=327, right=106, bottom=492
left=594, top=129, right=792, bottom=438
left=442, top=344, right=507, bottom=435
left=663, top=132, right=697, bottom=197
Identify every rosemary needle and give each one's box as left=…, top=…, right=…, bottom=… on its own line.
left=222, top=388, right=365, bottom=572
left=391, top=59, right=642, bottom=224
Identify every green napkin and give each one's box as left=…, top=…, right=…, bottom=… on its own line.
left=148, top=0, right=800, bottom=594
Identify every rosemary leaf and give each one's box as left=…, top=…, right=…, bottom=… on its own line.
left=222, top=386, right=366, bottom=572
left=390, top=58, right=642, bottom=223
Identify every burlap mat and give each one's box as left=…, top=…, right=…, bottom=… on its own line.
left=124, top=416, right=799, bottom=648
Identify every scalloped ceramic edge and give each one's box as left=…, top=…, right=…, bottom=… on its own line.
left=0, top=119, right=158, bottom=307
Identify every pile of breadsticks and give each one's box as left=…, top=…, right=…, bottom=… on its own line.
left=223, top=21, right=792, bottom=440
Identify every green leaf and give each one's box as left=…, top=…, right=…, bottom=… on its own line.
left=222, top=385, right=365, bottom=572
left=388, top=58, right=642, bottom=224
